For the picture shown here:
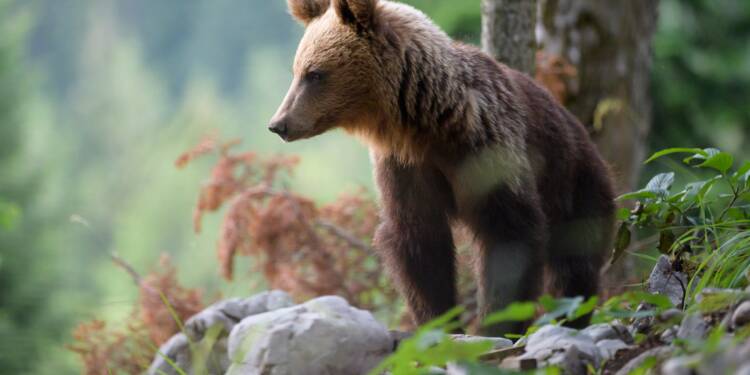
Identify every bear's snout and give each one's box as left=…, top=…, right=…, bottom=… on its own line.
left=268, top=119, right=289, bottom=140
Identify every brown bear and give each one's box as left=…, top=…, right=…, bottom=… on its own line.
left=270, top=0, right=615, bottom=335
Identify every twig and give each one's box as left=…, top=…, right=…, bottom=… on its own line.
left=315, top=219, right=376, bottom=254
left=111, top=252, right=143, bottom=285
left=111, top=252, right=162, bottom=296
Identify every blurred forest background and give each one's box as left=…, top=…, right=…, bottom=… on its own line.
left=0, top=0, right=748, bottom=373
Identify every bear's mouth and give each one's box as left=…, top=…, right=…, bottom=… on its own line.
left=272, top=128, right=313, bottom=143
left=268, top=116, right=334, bottom=143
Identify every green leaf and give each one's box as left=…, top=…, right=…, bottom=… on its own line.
left=644, top=148, right=706, bottom=164
left=644, top=172, right=675, bottom=197
left=616, top=207, right=631, bottom=221
left=697, top=151, right=734, bottom=174
left=616, top=190, right=658, bottom=201
left=629, top=356, right=658, bottom=375
left=684, top=148, right=720, bottom=163
left=610, top=223, right=631, bottom=265
left=592, top=291, right=672, bottom=324
left=703, top=325, right=727, bottom=354
left=369, top=306, right=494, bottom=375
left=572, top=296, right=599, bottom=320
left=683, top=176, right=721, bottom=202
left=617, top=174, right=675, bottom=202
left=732, top=161, right=750, bottom=185
left=483, top=302, right=536, bottom=326
left=633, top=291, right=673, bottom=310
left=725, top=207, right=747, bottom=221
left=535, top=296, right=591, bottom=325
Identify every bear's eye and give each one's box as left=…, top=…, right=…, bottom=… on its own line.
left=304, top=70, right=324, bottom=83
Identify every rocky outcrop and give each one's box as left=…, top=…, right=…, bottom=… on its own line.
left=146, top=256, right=750, bottom=375
left=147, top=291, right=295, bottom=375
left=226, top=296, right=392, bottom=375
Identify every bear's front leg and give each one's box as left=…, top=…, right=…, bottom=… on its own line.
left=373, top=155, right=458, bottom=326
left=468, top=184, right=548, bottom=337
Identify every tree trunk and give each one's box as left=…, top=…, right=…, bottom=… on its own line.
left=538, top=0, right=660, bottom=289
left=538, top=0, right=659, bottom=194
left=481, top=0, right=538, bottom=75
left=482, top=0, right=660, bottom=289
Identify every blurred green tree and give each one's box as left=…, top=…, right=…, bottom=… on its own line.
left=651, top=0, right=750, bottom=158
left=402, top=0, right=482, bottom=43
left=0, top=1, right=75, bottom=373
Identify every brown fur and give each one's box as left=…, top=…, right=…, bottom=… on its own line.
left=273, top=0, right=616, bottom=335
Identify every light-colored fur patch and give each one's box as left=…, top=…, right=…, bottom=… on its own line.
left=449, top=144, right=532, bottom=214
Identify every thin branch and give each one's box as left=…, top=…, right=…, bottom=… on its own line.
left=315, top=219, right=376, bottom=254
left=250, top=185, right=377, bottom=254
left=111, top=252, right=143, bottom=286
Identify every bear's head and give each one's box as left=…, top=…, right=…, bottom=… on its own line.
left=269, top=0, right=389, bottom=142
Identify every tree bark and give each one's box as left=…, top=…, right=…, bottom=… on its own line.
left=538, top=0, right=659, bottom=194
left=538, top=0, right=660, bottom=289
left=481, top=0, right=538, bottom=75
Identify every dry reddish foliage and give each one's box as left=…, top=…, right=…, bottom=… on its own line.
left=68, top=255, right=204, bottom=374
left=178, top=136, right=397, bottom=310
left=139, top=255, right=204, bottom=344
left=68, top=319, right=152, bottom=375
left=535, top=51, right=578, bottom=103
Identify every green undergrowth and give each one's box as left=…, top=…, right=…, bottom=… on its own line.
left=378, top=147, right=750, bottom=374
left=615, top=147, right=750, bottom=302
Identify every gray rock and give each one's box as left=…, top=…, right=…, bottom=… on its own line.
left=659, top=326, right=678, bottom=344
left=524, top=325, right=579, bottom=350
left=725, top=339, right=750, bottom=374
left=677, top=313, right=708, bottom=341
left=581, top=323, right=631, bottom=343
left=661, top=339, right=750, bottom=375
left=185, top=290, right=294, bottom=341
left=450, top=334, right=513, bottom=350
left=146, top=334, right=232, bottom=375
left=519, top=325, right=601, bottom=371
left=226, top=295, right=391, bottom=375
left=661, top=355, right=700, bottom=375
left=596, top=339, right=630, bottom=362
left=147, top=333, right=192, bottom=375
left=732, top=301, right=750, bottom=328
left=648, top=255, right=687, bottom=308
left=146, top=290, right=294, bottom=375
left=513, top=335, right=528, bottom=347
left=615, top=346, right=673, bottom=375
left=630, top=303, right=655, bottom=336
left=547, top=345, right=587, bottom=375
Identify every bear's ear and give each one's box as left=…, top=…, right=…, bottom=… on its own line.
left=287, top=0, right=330, bottom=26
left=332, top=0, right=378, bottom=32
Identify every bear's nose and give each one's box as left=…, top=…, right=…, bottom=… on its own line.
left=268, top=120, right=288, bottom=137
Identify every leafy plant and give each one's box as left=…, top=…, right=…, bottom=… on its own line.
left=591, top=291, right=672, bottom=324
left=370, top=307, right=493, bottom=375
left=483, top=295, right=599, bottom=332
left=374, top=291, right=671, bottom=374
left=614, top=147, right=750, bottom=306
